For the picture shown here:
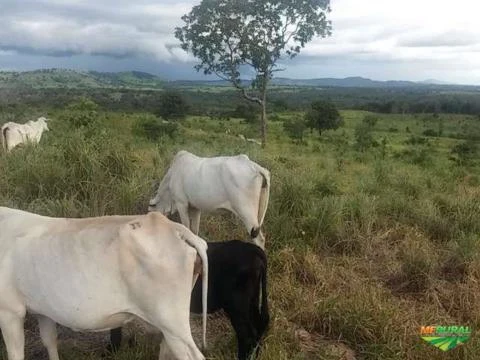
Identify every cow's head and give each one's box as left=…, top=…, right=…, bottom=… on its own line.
left=38, top=117, right=50, bottom=132
left=251, top=227, right=266, bottom=250
left=148, top=180, right=176, bottom=214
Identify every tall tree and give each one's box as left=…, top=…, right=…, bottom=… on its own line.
left=175, top=0, right=332, bottom=147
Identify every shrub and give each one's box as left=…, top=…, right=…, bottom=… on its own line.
left=422, top=129, right=438, bottom=137
left=63, top=97, right=99, bottom=128
left=283, top=117, right=307, bottom=142
left=156, top=91, right=188, bottom=120
left=395, top=146, right=432, bottom=166
left=404, top=136, right=428, bottom=145
left=362, top=114, right=379, bottom=127
left=451, top=140, right=478, bottom=165
left=354, top=121, right=375, bottom=152
left=271, top=98, right=289, bottom=112
left=232, top=103, right=259, bottom=124
left=133, top=115, right=178, bottom=141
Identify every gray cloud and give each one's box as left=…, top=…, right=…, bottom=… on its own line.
left=0, top=0, right=479, bottom=84
left=0, top=0, right=193, bottom=60
left=397, top=31, right=480, bottom=48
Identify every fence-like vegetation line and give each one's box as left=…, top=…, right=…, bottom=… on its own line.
left=0, top=100, right=479, bottom=359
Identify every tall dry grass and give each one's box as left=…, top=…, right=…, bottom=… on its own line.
left=0, top=109, right=479, bottom=359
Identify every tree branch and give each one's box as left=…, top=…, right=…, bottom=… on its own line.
left=241, top=88, right=263, bottom=105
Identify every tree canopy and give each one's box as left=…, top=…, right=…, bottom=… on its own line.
left=175, top=0, right=332, bottom=147
left=305, top=100, right=343, bottom=135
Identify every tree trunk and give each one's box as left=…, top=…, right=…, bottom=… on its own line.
left=260, top=88, right=267, bottom=148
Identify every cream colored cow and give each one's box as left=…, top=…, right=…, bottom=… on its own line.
left=0, top=207, right=208, bottom=360
left=1, top=116, right=49, bottom=152
left=149, top=150, right=271, bottom=249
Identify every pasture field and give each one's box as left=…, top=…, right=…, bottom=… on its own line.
left=0, top=107, right=479, bottom=360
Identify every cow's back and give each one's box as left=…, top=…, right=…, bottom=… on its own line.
left=190, top=240, right=266, bottom=313
left=172, top=153, right=260, bottom=211
left=0, top=209, right=137, bottom=329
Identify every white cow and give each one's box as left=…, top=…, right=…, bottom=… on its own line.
left=1, top=116, right=50, bottom=152
left=149, top=150, right=271, bottom=249
left=0, top=207, right=208, bottom=360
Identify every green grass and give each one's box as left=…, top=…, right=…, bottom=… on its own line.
left=0, top=108, right=480, bottom=359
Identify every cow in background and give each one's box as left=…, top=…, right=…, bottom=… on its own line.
left=149, top=150, right=271, bottom=249
left=1, top=116, right=50, bottom=152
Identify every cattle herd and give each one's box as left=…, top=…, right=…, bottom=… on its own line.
left=0, top=117, right=272, bottom=360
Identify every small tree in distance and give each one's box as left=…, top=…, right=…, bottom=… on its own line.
left=64, top=97, right=99, bottom=128
left=283, top=116, right=307, bottom=143
left=157, top=91, right=188, bottom=121
left=305, top=100, right=343, bottom=135
left=354, top=114, right=379, bottom=151
left=233, top=103, right=259, bottom=124
left=175, top=0, right=332, bottom=148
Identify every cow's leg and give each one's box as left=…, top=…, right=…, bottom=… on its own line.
left=0, top=311, right=25, bottom=360
left=222, top=285, right=257, bottom=360
left=226, top=306, right=256, bottom=360
left=107, top=327, right=123, bottom=353
left=37, top=315, right=59, bottom=360
left=250, top=280, right=266, bottom=359
left=158, top=336, right=176, bottom=360
left=145, top=305, right=204, bottom=360
left=160, top=329, right=204, bottom=360
left=176, top=203, right=191, bottom=230
left=188, top=207, right=201, bottom=235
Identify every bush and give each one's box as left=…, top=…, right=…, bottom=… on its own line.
left=422, top=129, right=438, bottom=137
left=133, top=115, right=178, bottom=141
left=362, top=114, right=379, bottom=127
left=283, top=117, right=307, bottom=142
left=63, top=97, right=99, bottom=128
left=404, top=136, right=428, bottom=145
left=232, top=103, right=259, bottom=124
left=451, top=140, right=478, bottom=165
left=271, top=99, right=289, bottom=112
left=157, top=91, right=188, bottom=120
left=353, top=114, right=382, bottom=152
left=395, top=147, right=432, bottom=166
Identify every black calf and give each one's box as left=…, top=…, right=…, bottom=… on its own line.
left=109, top=240, right=269, bottom=360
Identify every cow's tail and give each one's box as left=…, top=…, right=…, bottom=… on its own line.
left=177, top=226, right=208, bottom=351
left=1, top=126, right=8, bottom=152
left=256, top=165, right=271, bottom=228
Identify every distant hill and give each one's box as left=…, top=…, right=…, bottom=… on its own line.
left=169, top=76, right=474, bottom=89
left=271, top=76, right=420, bottom=88
left=0, top=69, right=164, bottom=89
left=417, top=79, right=453, bottom=85
left=0, top=68, right=476, bottom=90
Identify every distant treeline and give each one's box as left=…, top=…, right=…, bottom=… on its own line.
left=1, top=85, right=479, bottom=117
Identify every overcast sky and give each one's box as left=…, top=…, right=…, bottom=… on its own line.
left=0, top=0, right=479, bottom=84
